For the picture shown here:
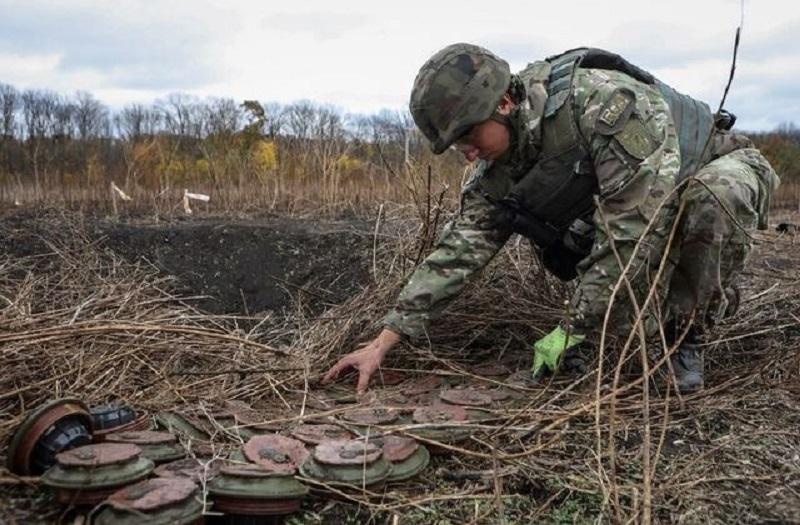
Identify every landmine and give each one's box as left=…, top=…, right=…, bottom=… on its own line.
left=409, top=405, right=470, bottom=454
left=209, top=463, right=309, bottom=520
left=156, top=408, right=244, bottom=444
left=242, top=434, right=308, bottom=473
left=299, top=438, right=392, bottom=491
left=205, top=408, right=256, bottom=441
left=209, top=435, right=309, bottom=521
left=223, top=400, right=284, bottom=433
left=439, top=388, right=493, bottom=407
left=7, top=398, right=93, bottom=475
left=41, top=443, right=153, bottom=505
left=402, top=375, right=445, bottom=397
left=373, top=369, right=406, bottom=386
left=17, top=374, right=524, bottom=516
left=158, top=405, right=280, bottom=445
left=208, top=411, right=282, bottom=442
left=92, top=477, right=204, bottom=525
left=380, top=435, right=430, bottom=482
left=439, top=388, right=496, bottom=426
left=156, top=412, right=210, bottom=441
left=291, top=424, right=352, bottom=445
left=106, top=430, right=185, bottom=463
left=340, top=407, right=400, bottom=426
left=155, top=411, right=228, bottom=457
left=484, top=388, right=514, bottom=402
left=155, top=457, right=220, bottom=483
left=91, top=404, right=151, bottom=442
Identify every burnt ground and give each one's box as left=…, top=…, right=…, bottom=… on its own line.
left=99, top=219, right=372, bottom=315
left=0, top=210, right=373, bottom=316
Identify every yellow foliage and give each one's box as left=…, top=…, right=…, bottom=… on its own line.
left=86, top=153, right=104, bottom=185
left=156, top=159, right=189, bottom=183
left=252, top=140, right=278, bottom=173
left=335, top=154, right=362, bottom=174
left=131, top=141, right=158, bottom=167
left=194, top=159, right=211, bottom=178
left=62, top=172, right=78, bottom=186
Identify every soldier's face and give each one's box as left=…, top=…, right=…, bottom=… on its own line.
left=454, top=94, right=514, bottom=162
left=454, top=120, right=510, bottom=162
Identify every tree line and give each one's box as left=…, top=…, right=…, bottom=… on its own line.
left=0, top=81, right=796, bottom=212
left=0, top=81, right=460, bottom=212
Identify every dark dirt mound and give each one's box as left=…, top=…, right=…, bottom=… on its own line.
left=99, top=219, right=372, bottom=315
left=0, top=211, right=372, bottom=315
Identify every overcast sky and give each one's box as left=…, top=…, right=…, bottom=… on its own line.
left=0, top=0, right=797, bottom=130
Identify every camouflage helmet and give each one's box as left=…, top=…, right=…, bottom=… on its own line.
left=410, top=43, right=511, bottom=154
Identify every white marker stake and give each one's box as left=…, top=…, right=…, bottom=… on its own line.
left=111, top=182, right=132, bottom=201
left=183, top=189, right=210, bottom=215
left=110, top=181, right=132, bottom=217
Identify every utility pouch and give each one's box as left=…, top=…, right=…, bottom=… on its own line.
left=499, top=196, right=561, bottom=248
left=540, top=243, right=585, bottom=281
left=497, top=197, right=589, bottom=281
left=714, top=109, right=737, bottom=131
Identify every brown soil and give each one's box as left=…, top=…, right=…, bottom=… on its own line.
left=0, top=210, right=372, bottom=315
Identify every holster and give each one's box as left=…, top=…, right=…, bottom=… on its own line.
left=497, top=196, right=588, bottom=281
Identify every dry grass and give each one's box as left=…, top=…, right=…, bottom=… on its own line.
left=0, top=206, right=798, bottom=524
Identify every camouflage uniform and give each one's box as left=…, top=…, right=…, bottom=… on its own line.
left=385, top=48, right=779, bottom=343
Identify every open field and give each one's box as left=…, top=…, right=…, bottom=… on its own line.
left=0, top=203, right=798, bottom=524
left=2, top=2, right=799, bottom=523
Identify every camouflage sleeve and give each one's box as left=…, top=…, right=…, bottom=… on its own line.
left=383, top=167, right=512, bottom=339
left=568, top=68, right=682, bottom=336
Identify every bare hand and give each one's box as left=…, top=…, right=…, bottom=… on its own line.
left=322, top=329, right=401, bottom=395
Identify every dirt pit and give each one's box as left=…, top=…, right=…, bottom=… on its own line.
left=101, top=219, right=373, bottom=315
left=1, top=211, right=373, bottom=315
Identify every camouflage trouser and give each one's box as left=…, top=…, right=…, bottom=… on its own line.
left=664, top=147, right=780, bottom=336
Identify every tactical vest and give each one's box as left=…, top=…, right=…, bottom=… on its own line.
left=477, top=47, right=717, bottom=251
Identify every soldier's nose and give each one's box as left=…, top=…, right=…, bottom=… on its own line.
left=461, top=147, right=480, bottom=162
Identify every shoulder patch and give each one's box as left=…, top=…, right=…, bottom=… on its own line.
left=595, top=88, right=635, bottom=135
left=615, top=117, right=659, bottom=160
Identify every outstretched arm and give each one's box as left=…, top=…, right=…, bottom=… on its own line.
left=382, top=183, right=512, bottom=338
left=323, top=172, right=511, bottom=393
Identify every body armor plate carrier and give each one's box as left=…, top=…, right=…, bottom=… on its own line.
left=480, top=48, right=720, bottom=277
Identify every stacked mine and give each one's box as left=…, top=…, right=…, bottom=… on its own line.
left=41, top=443, right=154, bottom=506
left=8, top=368, right=521, bottom=521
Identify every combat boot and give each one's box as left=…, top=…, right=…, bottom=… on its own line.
left=670, top=343, right=704, bottom=392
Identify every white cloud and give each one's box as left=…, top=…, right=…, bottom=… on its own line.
left=0, top=52, right=62, bottom=85
left=0, top=0, right=797, bottom=129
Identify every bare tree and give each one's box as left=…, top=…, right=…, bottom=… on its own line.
left=0, top=83, right=19, bottom=138
left=0, top=84, right=20, bottom=177
left=73, top=91, right=108, bottom=140
left=52, top=96, right=76, bottom=140
left=204, top=97, right=242, bottom=136
left=115, top=103, right=162, bottom=140
left=22, top=89, right=58, bottom=139
left=366, top=109, right=417, bottom=171
left=20, top=90, right=60, bottom=190
left=284, top=101, right=316, bottom=141
left=159, top=93, right=199, bottom=138
left=263, top=102, right=285, bottom=138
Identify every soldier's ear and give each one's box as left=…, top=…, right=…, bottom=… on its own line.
left=496, top=94, right=515, bottom=115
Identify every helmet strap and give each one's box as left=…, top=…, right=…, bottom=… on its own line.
left=489, top=110, right=511, bottom=127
